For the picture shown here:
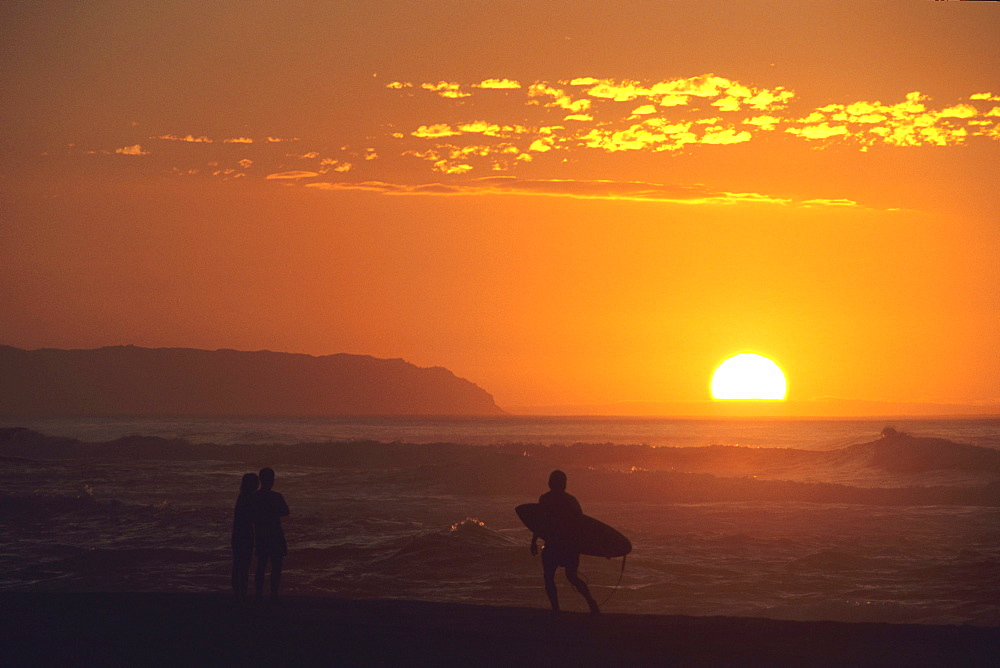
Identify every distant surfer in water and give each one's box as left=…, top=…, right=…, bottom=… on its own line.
left=531, top=470, right=600, bottom=615
left=253, top=467, right=290, bottom=601
left=231, top=472, right=259, bottom=598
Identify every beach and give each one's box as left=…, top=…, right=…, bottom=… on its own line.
left=2, top=421, right=1000, bottom=629
left=4, top=592, right=999, bottom=666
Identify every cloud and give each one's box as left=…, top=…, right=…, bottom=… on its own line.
left=319, top=158, right=352, bottom=173
left=800, top=198, right=859, bottom=207
left=700, top=127, right=752, bottom=144
left=152, top=134, right=213, bottom=143
left=785, top=123, right=849, bottom=140
left=578, top=75, right=794, bottom=112
left=528, top=83, right=591, bottom=113
left=300, top=176, right=862, bottom=208
left=580, top=119, right=756, bottom=153
left=420, top=81, right=471, bottom=99
left=266, top=171, right=319, bottom=180
left=473, top=78, right=522, bottom=89
left=412, top=124, right=462, bottom=138
left=457, top=121, right=517, bottom=137
left=115, top=144, right=150, bottom=156
left=392, top=77, right=999, bottom=164
left=84, top=77, right=1000, bottom=188
left=744, top=115, right=782, bottom=131
left=786, top=91, right=1000, bottom=147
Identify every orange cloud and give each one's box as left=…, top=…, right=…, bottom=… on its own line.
left=411, top=124, right=461, bottom=138
left=580, top=75, right=794, bottom=112
left=528, top=83, right=591, bottom=113
left=152, top=134, right=213, bottom=143
left=299, top=176, right=865, bottom=208
left=115, top=144, right=150, bottom=156
left=266, top=171, right=319, bottom=180
left=319, top=159, right=352, bottom=173
left=474, top=78, right=521, bottom=89
left=403, top=141, right=527, bottom=174
left=790, top=91, right=995, bottom=147
left=420, top=81, right=470, bottom=99
left=785, top=123, right=849, bottom=140
left=87, top=78, right=1000, bottom=189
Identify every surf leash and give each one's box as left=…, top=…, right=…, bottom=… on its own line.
left=577, top=555, right=628, bottom=608
left=597, top=554, right=627, bottom=607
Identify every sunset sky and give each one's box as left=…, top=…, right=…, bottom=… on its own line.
left=2, top=1, right=999, bottom=415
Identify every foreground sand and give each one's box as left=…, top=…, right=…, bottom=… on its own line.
left=3, top=593, right=998, bottom=666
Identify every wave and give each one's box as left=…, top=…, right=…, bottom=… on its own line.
left=786, top=548, right=887, bottom=572
left=835, top=431, right=1000, bottom=474
left=3, top=428, right=1000, bottom=506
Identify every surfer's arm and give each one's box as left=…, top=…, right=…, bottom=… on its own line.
left=530, top=533, right=539, bottom=556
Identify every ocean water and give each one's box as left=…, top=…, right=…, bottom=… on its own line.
left=1, top=416, right=999, bottom=626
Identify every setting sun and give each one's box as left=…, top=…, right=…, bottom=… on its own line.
left=711, top=354, right=787, bottom=400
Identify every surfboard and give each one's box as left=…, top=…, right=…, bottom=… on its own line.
left=515, top=503, right=631, bottom=558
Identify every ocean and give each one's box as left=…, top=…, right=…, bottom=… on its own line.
left=2, top=416, right=999, bottom=626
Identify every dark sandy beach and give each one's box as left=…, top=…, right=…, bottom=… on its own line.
left=2, top=593, right=997, bottom=667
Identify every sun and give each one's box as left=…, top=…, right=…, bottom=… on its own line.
left=711, top=353, right=787, bottom=400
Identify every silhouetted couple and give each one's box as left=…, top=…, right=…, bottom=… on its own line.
left=531, top=470, right=600, bottom=615
left=231, top=467, right=289, bottom=601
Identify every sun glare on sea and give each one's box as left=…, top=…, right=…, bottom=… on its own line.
left=711, top=353, right=787, bottom=400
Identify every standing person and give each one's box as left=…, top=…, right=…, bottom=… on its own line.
left=253, top=467, right=289, bottom=601
left=231, top=472, right=259, bottom=598
left=530, top=470, right=600, bottom=615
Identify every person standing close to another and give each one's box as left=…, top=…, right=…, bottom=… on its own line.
left=231, top=472, right=259, bottom=598
left=254, top=467, right=289, bottom=601
left=530, top=470, right=600, bottom=615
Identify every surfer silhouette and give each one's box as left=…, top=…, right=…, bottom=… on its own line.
left=253, top=467, right=289, bottom=601
left=530, top=470, right=600, bottom=615
left=231, top=472, right=259, bottom=598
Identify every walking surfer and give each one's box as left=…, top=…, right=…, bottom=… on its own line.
left=530, top=470, right=600, bottom=614
left=253, top=467, right=289, bottom=601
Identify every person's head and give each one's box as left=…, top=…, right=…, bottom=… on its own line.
left=548, top=469, right=567, bottom=492
left=239, top=472, right=259, bottom=495
left=259, top=467, right=275, bottom=491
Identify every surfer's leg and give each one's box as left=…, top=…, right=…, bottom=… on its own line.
left=566, top=558, right=600, bottom=614
left=541, top=548, right=560, bottom=611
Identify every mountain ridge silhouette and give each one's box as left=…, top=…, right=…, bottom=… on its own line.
left=0, top=345, right=504, bottom=417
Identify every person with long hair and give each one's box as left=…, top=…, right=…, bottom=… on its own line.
left=231, top=472, right=259, bottom=598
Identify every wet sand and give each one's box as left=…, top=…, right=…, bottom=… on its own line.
left=3, top=593, right=998, bottom=666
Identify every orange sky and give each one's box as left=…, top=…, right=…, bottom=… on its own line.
left=2, top=1, right=999, bottom=415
